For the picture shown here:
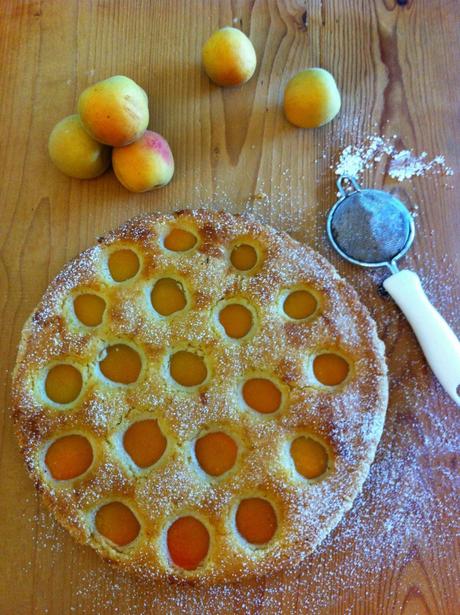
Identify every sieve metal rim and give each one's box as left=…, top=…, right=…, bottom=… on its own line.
left=326, top=175, right=416, bottom=274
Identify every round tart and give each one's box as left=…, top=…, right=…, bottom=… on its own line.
left=12, top=209, right=388, bottom=583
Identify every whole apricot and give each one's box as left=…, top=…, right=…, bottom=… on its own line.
left=202, top=27, right=256, bottom=87
left=283, top=68, right=341, bottom=128
left=48, top=114, right=111, bottom=179
left=112, top=130, right=174, bottom=193
left=78, top=75, right=149, bottom=147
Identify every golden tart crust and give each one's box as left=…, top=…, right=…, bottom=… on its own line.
left=12, top=209, right=388, bottom=583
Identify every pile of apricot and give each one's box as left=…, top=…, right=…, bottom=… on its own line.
left=48, top=75, right=174, bottom=192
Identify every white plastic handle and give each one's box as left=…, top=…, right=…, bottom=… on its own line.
left=383, top=269, right=460, bottom=405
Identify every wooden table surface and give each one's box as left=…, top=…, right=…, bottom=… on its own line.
left=1, top=1, right=459, bottom=613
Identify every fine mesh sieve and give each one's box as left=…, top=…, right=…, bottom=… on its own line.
left=327, top=175, right=415, bottom=273
left=326, top=174, right=460, bottom=406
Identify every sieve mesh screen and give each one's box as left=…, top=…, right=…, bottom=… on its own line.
left=330, top=189, right=411, bottom=264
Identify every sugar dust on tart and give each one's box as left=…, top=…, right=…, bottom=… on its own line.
left=12, top=209, right=388, bottom=583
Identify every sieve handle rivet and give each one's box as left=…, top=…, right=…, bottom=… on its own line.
left=336, top=174, right=362, bottom=197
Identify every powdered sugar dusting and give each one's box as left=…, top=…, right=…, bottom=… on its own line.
left=389, top=150, right=453, bottom=181
left=192, top=176, right=313, bottom=238
left=334, top=134, right=453, bottom=183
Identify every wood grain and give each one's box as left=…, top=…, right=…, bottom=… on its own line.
left=0, top=1, right=459, bottom=613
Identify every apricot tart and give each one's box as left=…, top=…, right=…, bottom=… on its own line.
left=12, top=209, right=388, bottom=582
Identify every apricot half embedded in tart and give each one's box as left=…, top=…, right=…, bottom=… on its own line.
left=242, top=378, right=282, bottom=414
left=313, top=353, right=349, bottom=386
left=99, top=344, right=142, bottom=384
left=73, top=293, right=106, bottom=326
left=164, top=228, right=197, bottom=252
left=167, top=516, right=210, bottom=570
left=95, top=502, right=140, bottom=547
left=236, top=498, right=277, bottom=545
left=45, top=364, right=82, bottom=404
left=45, top=434, right=93, bottom=480
left=195, top=431, right=238, bottom=477
left=108, top=248, right=140, bottom=282
left=290, top=436, right=328, bottom=479
left=230, top=244, right=257, bottom=271
left=169, top=350, right=207, bottom=387
left=151, top=278, right=186, bottom=316
left=218, top=303, right=253, bottom=339
left=123, top=419, right=167, bottom=468
left=283, top=290, right=317, bottom=320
